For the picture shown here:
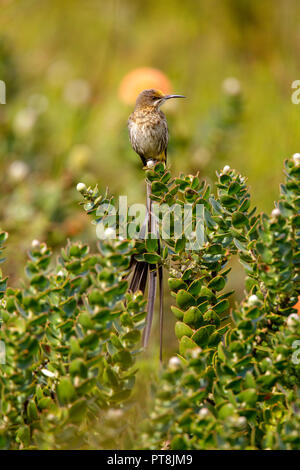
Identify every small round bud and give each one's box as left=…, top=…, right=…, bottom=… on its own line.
left=236, top=416, right=247, bottom=428
left=222, top=77, right=241, bottom=96
left=222, top=165, right=230, bottom=174
left=287, top=313, right=299, bottom=327
left=76, top=182, right=87, bottom=192
left=40, top=244, right=47, bottom=254
left=198, top=407, right=210, bottom=419
left=31, top=239, right=40, bottom=248
left=106, top=409, right=124, bottom=421
left=248, top=294, right=260, bottom=306
left=168, top=356, right=181, bottom=369
left=271, top=208, right=281, bottom=218
left=57, top=270, right=64, bottom=277
left=292, top=153, right=300, bottom=166
left=146, top=160, right=155, bottom=168
left=8, top=160, right=29, bottom=182
left=104, top=227, right=115, bottom=239
left=191, top=347, right=202, bottom=358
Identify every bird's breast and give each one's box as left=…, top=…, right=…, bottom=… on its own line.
left=128, top=110, right=168, bottom=160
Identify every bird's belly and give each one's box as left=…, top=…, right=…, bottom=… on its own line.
left=129, top=121, right=167, bottom=160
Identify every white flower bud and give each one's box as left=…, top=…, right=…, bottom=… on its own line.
left=41, top=368, right=56, bottom=378
left=76, top=182, right=87, bottom=192
left=222, top=165, right=230, bottom=174
left=40, top=245, right=47, bottom=254
left=106, top=409, right=124, bottom=421
left=271, top=208, right=281, bottom=218
left=8, top=160, right=29, bottom=182
left=287, top=313, right=299, bottom=327
left=222, top=77, right=241, bottom=96
left=104, top=227, right=115, bottom=239
left=168, top=356, right=181, bottom=368
left=191, top=347, right=202, bottom=358
left=31, top=239, right=40, bottom=248
left=198, top=407, right=210, bottom=419
left=146, top=160, right=155, bottom=168
left=292, top=153, right=300, bottom=166
left=236, top=416, right=247, bottom=428
left=248, top=294, right=260, bottom=306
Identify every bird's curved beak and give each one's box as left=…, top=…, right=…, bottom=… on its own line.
left=163, top=94, right=186, bottom=100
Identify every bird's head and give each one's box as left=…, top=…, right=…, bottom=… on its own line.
left=134, top=89, right=185, bottom=110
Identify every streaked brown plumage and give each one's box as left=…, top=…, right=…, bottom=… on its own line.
left=128, top=89, right=185, bottom=361
left=128, top=89, right=185, bottom=165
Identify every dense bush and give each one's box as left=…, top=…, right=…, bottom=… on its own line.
left=0, top=156, right=299, bottom=449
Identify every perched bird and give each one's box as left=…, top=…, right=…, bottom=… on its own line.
left=128, top=89, right=185, bottom=360
left=128, top=89, right=185, bottom=166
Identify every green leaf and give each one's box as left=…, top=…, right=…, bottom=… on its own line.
left=176, top=289, right=196, bottom=310
left=0, top=277, right=7, bottom=292
left=199, top=286, right=214, bottom=300
left=27, top=400, right=39, bottom=421
left=61, top=297, right=77, bottom=316
left=80, top=332, right=98, bottom=348
left=89, top=290, right=105, bottom=306
left=144, top=253, right=161, bottom=264
left=232, top=211, right=248, bottom=228
left=237, top=389, right=257, bottom=407
left=28, top=313, right=48, bottom=327
left=208, top=276, right=225, bottom=291
left=112, top=350, right=133, bottom=369
left=192, top=325, right=216, bottom=346
left=122, top=329, right=141, bottom=345
left=30, top=274, right=49, bottom=291
left=228, top=181, right=241, bottom=195
left=168, top=278, right=187, bottom=292
left=183, top=306, right=203, bottom=326
left=218, top=403, right=235, bottom=419
left=188, top=279, right=203, bottom=296
left=146, top=238, right=158, bottom=252
left=16, top=425, right=30, bottom=447
left=69, top=359, right=88, bottom=378
left=179, top=336, right=198, bottom=355
left=213, top=299, right=229, bottom=314
left=175, top=237, right=185, bottom=253
left=171, top=306, right=184, bottom=320
left=78, top=312, right=94, bottom=329
left=220, top=195, right=238, bottom=209
left=38, top=397, right=53, bottom=410
left=69, top=398, right=87, bottom=423
left=239, top=198, right=250, bottom=212
left=151, top=181, right=168, bottom=196
left=57, top=378, right=76, bottom=405
left=175, top=321, right=194, bottom=339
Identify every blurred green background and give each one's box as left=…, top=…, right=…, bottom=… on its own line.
left=0, top=0, right=300, bottom=358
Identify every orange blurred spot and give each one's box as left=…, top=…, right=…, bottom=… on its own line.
left=63, top=213, right=87, bottom=236
left=294, top=296, right=300, bottom=315
left=119, top=67, right=172, bottom=105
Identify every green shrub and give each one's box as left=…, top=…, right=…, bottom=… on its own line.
left=0, top=156, right=299, bottom=449
left=0, top=233, right=146, bottom=449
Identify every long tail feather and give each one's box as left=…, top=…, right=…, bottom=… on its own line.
left=143, top=265, right=157, bottom=348
left=129, top=260, right=148, bottom=293
left=142, top=180, right=159, bottom=348
left=158, top=264, right=164, bottom=363
left=139, top=262, right=149, bottom=293
left=129, top=165, right=164, bottom=357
